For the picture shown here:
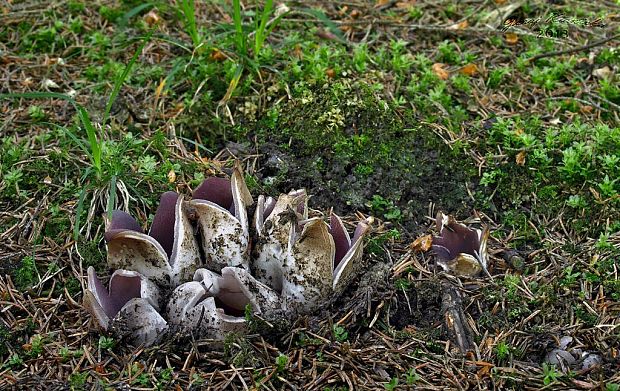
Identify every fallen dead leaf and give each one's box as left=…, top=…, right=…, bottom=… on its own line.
left=326, top=68, right=336, bottom=78
left=549, top=118, right=561, bottom=125
left=460, top=63, right=478, bottom=76
left=410, top=234, right=433, bottom=252
left=571, top=380, right=596, bottom=389
left=168, top=169, right=176, bottom=183
left=448, top=20, right=469, bottom=30
left=293, top=44, right=303, bottom=59
left=577, top=56, right=591, bottom=65
left=95, top=363, right=106, bottom=374
left=340, top=25, right=353, bottom=34
left=143, top=10, right=161, bottom=26
left=432, top=63, right=449, bottom=80
left=396, top=1, right=417, bottom=8
left=42, top=79, right=60, bottom=89
left=403, top=325, right=416, bottom=333
left=592, top=66, right=611, bottom=79
left=477, top=364, right=492, bottom=377
left=516, top=151, right=526, bottom=166
left=155, top=78, right=166, bottom=100
left=580, top=105, right=593, bottom=114
left=505, top=32, right=519, bottom=45
left=210, top=49, right=226, bottom=61
left=317, top=29, right=338, bottom=40
left=375, top=0, right=391, bottom=8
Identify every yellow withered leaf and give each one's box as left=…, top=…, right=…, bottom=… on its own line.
left=460, top=63, right=478, bottom=76
left=210, top=49, right=227, bottom=61
left=155, top=78, right=166, bottom=100
left=505, top=32, right=519, bottom=45
left=432, top=63, right=449, bottom=80
left=143, top=10, right=161, bottom=26
left=410, top=234, right=433, bottom=252
left=167, top=169, right=176, bottom=183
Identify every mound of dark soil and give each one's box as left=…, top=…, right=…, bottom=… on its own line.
left=250, top=81, right=478, bottom=234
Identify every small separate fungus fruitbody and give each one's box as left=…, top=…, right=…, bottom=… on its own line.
left=431, top=212, right=489, bottom=276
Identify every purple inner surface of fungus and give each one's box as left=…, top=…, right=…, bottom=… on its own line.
left=149, top=191, right=178, bottom=258
left=104, top=210, right=143, bottom=242
left=192, top=177, right=234, bottom=213
left=330, top=214, right=351, bottom=267
left=432, top=221, right=480, bottom=261
left=214, top=297, right=246, bottom=317
left=262, top=197, right=276, bottom=221
left=216, top=273, right=251, bottom=313
left=92, top=271, right=141, bottom=318
left=351, top=222, right=367, bottom=246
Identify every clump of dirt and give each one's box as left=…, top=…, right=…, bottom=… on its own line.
left=389, top=280, right=443, bottom=330
left=250, top=80, right=477, bottom=234
left=0, top=256, right=19, bottom=278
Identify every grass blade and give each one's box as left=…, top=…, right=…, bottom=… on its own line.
left=265, top=11, right=286, bottom=37
left=301, top=8, right=348, bottom=44
left=102, top=32, right=153, bottom=127
left=254, top=0, right=273, bottom=58
left=46, top=122, right=89, bottom=158
left=74, top=185, right=89, bottom=240
left=220, top=62, right=245, bottom=106
left=232, top=0, right=246, bottom=56
left=177, top=0, right=201, bottom=48
left=106, top=175, right=117, bottom=220
left=76, top=106, right=102, bottom=176
left=118, top=2, right=153, bottom=28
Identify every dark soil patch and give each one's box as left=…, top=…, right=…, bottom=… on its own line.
left=249, top=81, right=477, bottom=235
left=0, top=257, right=19, bottom=278
left=389, top=280, right=443, bottom=330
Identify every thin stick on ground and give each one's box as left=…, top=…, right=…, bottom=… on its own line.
left=526, top=33, right=620, bottom=63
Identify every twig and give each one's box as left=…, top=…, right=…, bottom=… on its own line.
left=546, top=96, right=608, bottom=112
left=527, top=33, right=620, bottom=63
left=586, top=91, right=620, bottom=112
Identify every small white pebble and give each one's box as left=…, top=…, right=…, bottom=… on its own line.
left=42, top=78, right=60, bottom=89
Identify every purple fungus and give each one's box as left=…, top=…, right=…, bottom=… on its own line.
left=149, top=191, right=179, bottom=258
